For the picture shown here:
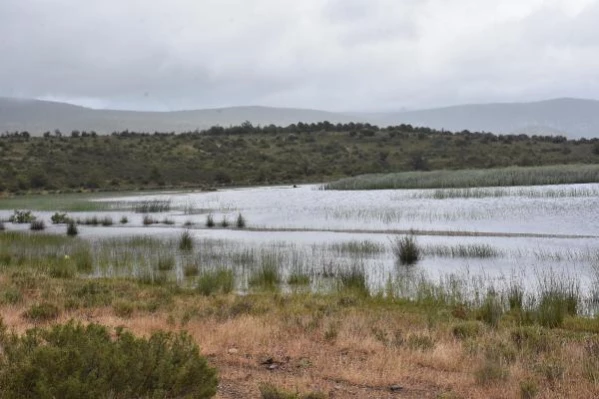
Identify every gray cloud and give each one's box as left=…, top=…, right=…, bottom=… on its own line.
left=0, top=0, right=598, bottom=111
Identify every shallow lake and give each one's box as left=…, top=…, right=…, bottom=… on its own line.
left=2, top=183, right=599, bottom=299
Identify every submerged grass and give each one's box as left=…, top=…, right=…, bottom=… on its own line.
left=324, top=164, right=599, bottom=190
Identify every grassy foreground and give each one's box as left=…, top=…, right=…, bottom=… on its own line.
left=324, top=164, right=599, bottom=190
left=1, top=232, right=599, bottom=398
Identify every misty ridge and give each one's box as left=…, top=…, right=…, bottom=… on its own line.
left=1, top=97, right=599, bottom=139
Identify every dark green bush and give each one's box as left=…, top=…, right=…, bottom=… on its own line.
left=0, top=320, right=218, bottom=398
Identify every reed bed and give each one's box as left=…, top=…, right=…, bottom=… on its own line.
left=324, top=164, right=599, bottom=190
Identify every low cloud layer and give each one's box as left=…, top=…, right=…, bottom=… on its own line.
left=1, top=0, right=598, bottom=111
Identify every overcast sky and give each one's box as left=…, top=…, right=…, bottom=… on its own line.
left=1, top=0, right=598, bottom=111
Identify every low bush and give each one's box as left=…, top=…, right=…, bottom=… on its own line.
left=0, top=321, right=218, bottom=398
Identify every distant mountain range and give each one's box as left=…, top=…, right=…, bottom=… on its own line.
left=1, top=97, right=598, bottom=138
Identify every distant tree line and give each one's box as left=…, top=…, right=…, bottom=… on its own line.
left=2, top=120, right=596, bottom=144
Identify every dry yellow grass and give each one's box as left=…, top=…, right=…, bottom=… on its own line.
left=1, top=276, right=599, bottom=398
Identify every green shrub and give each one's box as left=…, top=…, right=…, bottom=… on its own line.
left=179, top=230, right=194, bottom=251
left=392, top=235, right=421, bottom=265
left=23, top=302, right=60, bottom=322
left=197, top=269, right=234, bottom=296
left=0, top=321, right=218, bottom=398
left=51, top=212, right=71, bottom=224
left=0, top=222, right=4, bottom=231
left=120, top=216, right=129, bottom=224
left=8, top=210, right=36, bottom=224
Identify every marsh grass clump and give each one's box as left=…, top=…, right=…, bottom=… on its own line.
left=236, top=213, right=246, bottom=228
left=30, top=220, right=46, bottom=231
left=0, top=322, right=218, bottom=398
left=205, top=214, right=215, bottom=228
left=339, top=268, right=369, bottom=297
left=143, top=215, right=157, bottom=225
left=8, top=210, right=36, bottom=224
left=49, top=261, right=76, bottom=279
left=156, top=255, right=175, bottom=271
left=288, top=273, right=311, bottom=286
left=331, top=240, right=385, bottom=256
left=66, top=221, right=78, bottom=236
left=197, top=269, right=234, bottom=296
left=478, top=290, right=504, bottom=328
left=183, top=263, right=199, bottom=277
left=220, top=216, right=229, bottom=228
left=249, top=261, right=280, bottom=291
left=392, top=235, right=421, bottom=265
left=51, top=212, right=71, bottom=224
left=133, top=199, right=171, bottom=213
left=179, top=230, right=194, bottom=251
left=426, top=244, right=500, bottom=258
left=100, top=216, right=113, bottom=226
left=533, top=274, right=579, bottom=328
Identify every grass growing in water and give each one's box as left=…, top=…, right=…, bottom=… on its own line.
left=324, top=164, right=599, bottom=190
left=30, top=220, right=46, bottom=231
left=197, top=270, right=234, bottom=296
left=236, top=213, right=246, bottom=228
left=133, top=199, right=171, bottom=213
left=179, top=231, right=193, bottom=251
left=392, top=235, right=421, bottom=265
left=425, top=244, right=500, bottom=258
